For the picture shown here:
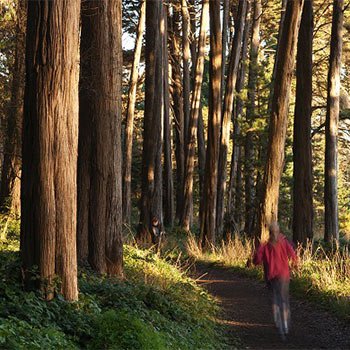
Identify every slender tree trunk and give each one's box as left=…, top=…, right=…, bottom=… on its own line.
left=244, top=0, right=262, bottom=236
left=200, top=0, right=222, bottom=247
left=197, top=109, right=206, bottom=198
left=228, top=0, right=252, bottom=229
left=123, top=1, right=145, bottom=223
left=324, top=0, right=344, bottom=242
left=187, top=0, right=206, bottom=200
left=216, top=0, right=247, bottom=237
left=0, top=0, right=26, bottom=214
left=221, top=0, right=230, bottom=94
left=256, top=0, right=304, bottom=241
left=78, top=0, right=124, bottom=276
left=293, top=0, right=313, bottom=245
left=139, top=0, right=164, bottom=239
left=21, top=0, right=80, bottom=301
left=182, top=0, right=191, bottom=146
left=189, top=0, right=197, bottom=86
left=171, top=3, right=185, bottom=222
left=180, top=0, right=209, bottom=231
left=163, top=6, right=174, bottom=227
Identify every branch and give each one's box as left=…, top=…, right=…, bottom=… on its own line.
left=311, top=110, right=350, bottom=138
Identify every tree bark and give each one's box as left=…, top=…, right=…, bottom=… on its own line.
left=197, top=109, right=206, bottom=199
left=221, top=0, right=230, bottom=95
left=21, top=0, right=80, bottom=301
left=256, top=0, right=304, bottom=241
left=293, top=0, right=314, bottom=245
left=216, top=0, right=247, bottom=237
left=170, top=3, right=185, bottom=222
left=324, top=0, right=344, bottom=242
left=138, top=0, right=163, bottom=240
left=200, top=0, right=222, bottom=247
left=244, top=0, right=262, bottom=236
left=228, top=0, right=252, bottom=230
left=163, top=5, right=174, bottom=227
left=182, top=0, right=191, bottom=146
left=78, top=0, right=124, bottom=276
left=0, top=0, right=26, bottom=215
left=180, top=0, right=209, bottom=231
left=123, top=0, right=145, bottom=224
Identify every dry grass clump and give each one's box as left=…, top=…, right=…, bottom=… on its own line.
left=186, top=234, right=350, bottom=319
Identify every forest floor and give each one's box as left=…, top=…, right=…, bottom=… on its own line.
left=194, top=263, right=350, bottom=350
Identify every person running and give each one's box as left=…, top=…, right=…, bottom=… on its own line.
left=253, top=222, right=298, bottom=339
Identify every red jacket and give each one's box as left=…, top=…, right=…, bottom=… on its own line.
left=253, top=234, right=297, bottom=281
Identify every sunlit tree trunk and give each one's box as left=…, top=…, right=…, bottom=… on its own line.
left=216, top=0, right=247, bottom=237
left=293, top=0, right=313, bottom=245
left=271, top=0, right=288, bottom=99
left=180, top=0, right=209, bottom=231
left=256, top=0, right=304, bottom=241
left=21, top=0, right=80, bottom=301
left=123, top=1, right=145, bottom=223
left=0, top=0, right=26, bottom=215
left=200, top=0, right=222, bottom=247
left=244, top=0, right=262, bottom=236
left=221, top=0, right=230, bottom=94
left=324, top=0, right=344, bottom=242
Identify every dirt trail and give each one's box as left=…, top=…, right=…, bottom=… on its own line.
left=195, top=264, right=350, bottom=349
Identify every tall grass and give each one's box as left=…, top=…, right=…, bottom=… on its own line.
left=186, top=234, right=350, bottom=320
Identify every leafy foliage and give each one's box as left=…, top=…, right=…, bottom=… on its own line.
left=0, top=221, right=227, bottom=350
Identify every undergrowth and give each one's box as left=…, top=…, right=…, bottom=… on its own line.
left=0, top=217, right=228, bottom=350
left=186, top=233, right=350, bottom=321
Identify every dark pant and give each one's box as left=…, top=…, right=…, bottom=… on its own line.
left=270, top=278, right=290, bottom=335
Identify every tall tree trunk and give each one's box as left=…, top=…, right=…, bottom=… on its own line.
left=77, top=1, right=93, bottom=264
left=78, top=0, right=124, bottom=276
left=197, top=109, right=206, bottom=199
left=228, top=0, right=252, bottom=230
left=271, top=0, right=288, bottom=92
left=139, top=0, right=164, bottom=239
left=221, top=0, right=230, bottom=94
left=0, top=0, right=26, bottom=215
left=324, top=0, right=344, bottom=242
left=180, top=0, right=209, bottom=231
left=200, top=0, right=222, bottom=247
left=216, top=0, right=247, bottom=237
left=21, top=0, right=80, bottom=301
left=244, top=0, right=262, bottom=236
left=189, top=0, right=197, bottom=86
left=163, top=5, right=174, bottom=227
left=293, top=0, right=313, bottom=245
left=171, top=3, right=185, bottom=222
left=182, top=0, right=191, bottom=146
left=256, top=0, right=304, bottom=241
left=123, top=1, right=146, bottom=223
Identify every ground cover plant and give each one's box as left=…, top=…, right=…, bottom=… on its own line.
left=0, top=217, right=228, bottom=350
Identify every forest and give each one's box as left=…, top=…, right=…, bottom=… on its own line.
left=0, top=0, right=350, bottom=348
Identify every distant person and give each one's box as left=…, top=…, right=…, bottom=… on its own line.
left=253, top=222, right=298, bottom=340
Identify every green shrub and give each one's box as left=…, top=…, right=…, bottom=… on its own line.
left=89, top=310, right=166, bottom=350
left=0, top=317, right=77, bottom=350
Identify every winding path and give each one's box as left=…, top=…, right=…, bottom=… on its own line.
left=195, top=264, right=350, bottom=349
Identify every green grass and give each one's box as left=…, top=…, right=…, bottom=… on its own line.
left=0, top=217, right=229, bottom=350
